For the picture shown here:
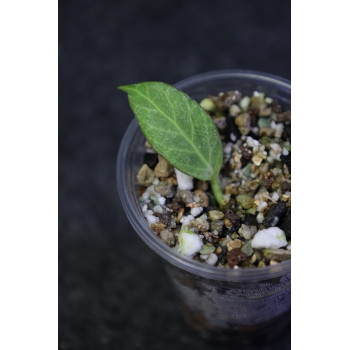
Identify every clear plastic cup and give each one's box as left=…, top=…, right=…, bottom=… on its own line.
left=117, top=70, right=291, bottom=343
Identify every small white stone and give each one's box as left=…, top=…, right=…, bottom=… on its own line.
left=287, top=245, right=291, bottom=251
left=252, top=127, right=259, bottom=134
left=152, top=178, right=160, bottom=185
left=270, top=143, right=282, bottom=161
left=282, top=148, right=289, bottom=156
left=239, top=96, right=251, bottom=111
left=205, top=253, right=218, bottom=266
left=272, top=168, right=282, bottom=176
left=267, top=156, right=274, bottom=164
left=180, top=215, right=195, bottom=226
left=253, top=91, right=264, bottom=99
left=265, top=97, right=273, bottom=104
left=229, top=104, right=241, bottom=116
left=175, top=168, right=193, bottom=190
left=191, top=206, right=203, bottom=217
left=200, top=98, right=215, bottom=112
left=223, top=194, right=231, bottom=202
left=224, top=142, right=233, bottom=154
left=178, top=229, right=203, bottom=257
left=158, top=196, right=166, bottom=205
left=145, top=214, right=159, bottom=226
left=257, top=212, right=264, bottom=223
left=246, top=136, right=259, bottom=148
left=153, top=205, right=163, bottom=214
left=233, top=265, right=239, bottom=270
left=251, top=227, right=288, bottom=249
left=142, top=204, right=148, bottom=213
left=274, top=123, right=284, bottom=138
left=142, top=191, right=150, bottom=201
left=272, top=192, right=280, bottom=202
left=238, top=224, right=257, bottom=240
left=199, top=214, right=207, bottom=220
left=230, top=133, right=237, bottom=142
left=257, top=201, right=267, bottom=212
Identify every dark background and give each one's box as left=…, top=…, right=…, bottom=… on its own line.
left=59, top=0, right=291, bottom=349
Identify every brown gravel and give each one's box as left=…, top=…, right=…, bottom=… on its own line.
left=227, top=249, right=247, bottom=268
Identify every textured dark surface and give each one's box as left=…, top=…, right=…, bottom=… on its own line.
left=58, top=0, right=291, bottom=349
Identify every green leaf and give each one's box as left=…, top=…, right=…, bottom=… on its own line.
left=119, top=82, right=223, bottom=181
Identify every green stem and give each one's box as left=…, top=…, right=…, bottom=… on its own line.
left=210, top=173, right=224, bottom=208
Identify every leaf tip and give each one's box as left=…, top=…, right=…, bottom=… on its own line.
left=118, top=84, right=131, bottom=93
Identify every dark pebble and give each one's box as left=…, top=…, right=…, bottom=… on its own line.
left=224, top=210, right=241, bottom=230
left=218, top=246, right=228, bottom=264
left=206, top=193, right=217, bottom=208
left=218, top=91, right=242, bottom=109
left=281, top=181, right=291, bottom=192
left=249, top=113, right=257, bottom=127
left=248, top=106, right=259, bottom=117
left=240, top=146, right=253, bottom=160
left=263, top=201, right=287, bottom=227
left=143, top=153, right=158, bottom=169
left=279, top=210, right=291, bottom=240
left=171, top=197, right=185, bottom=213
left=159, top=211, right=171, bottom=226
left=280, top=152, right=291, bottom=171
left=243, top=213, right=258, bottom=227
left=223, top=225, right=235, bottom=237
left=272, top=99, right=284, bottom=113
left=227, top=249, right=246, bottom=268
left=225, top=116, right=241, bottom=142
left=247, top=130, right=261, bottom=140
left=276, top=111, right=291, bottom=123
left=262, top=170, right=274, bottom=190
left=284, top=123, right=291, bottom=141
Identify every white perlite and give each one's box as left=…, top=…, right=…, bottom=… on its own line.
left=230, top=133, right=237, bottom=142
left=175, top=168, right=193, bottom=190
left=257, top=201, right=267, bottom=212
left=251, top=227, right=288, bottom=249
left=180, top=215, right=195, bottom=227
left=145, top=213, right=159, bottom=225
left=205, top=253, right=218, bottom=266
left=158, top=196, right=166, bottom=205
left=153, top=205, right=163, bottom=214
left=224, top=142, right=233, bottom=154
left=282, top=148, right=289, bottom=156
left=200, top=253, right=218, bottom=266
left=269, top=143, right=282, bottom=161
left=190, top=206, right=203, bottom=217
left=178, top=229, right=203, bottom=257
left=246, top=136, right=259, bottom=148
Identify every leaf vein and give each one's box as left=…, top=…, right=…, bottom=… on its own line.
left=127, top=86, right=213, bottom=174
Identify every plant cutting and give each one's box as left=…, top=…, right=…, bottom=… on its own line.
left=119, top=82, right=225, bottom=207
left=119, top=80, right=291, bottom=269
left=117, top=71, right=291, bottom=340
